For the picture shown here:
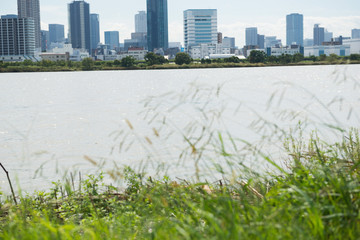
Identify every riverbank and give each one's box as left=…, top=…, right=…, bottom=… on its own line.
left=0, top=130, right=359, bottom=239
left=1, top=59, right=360, bottom=73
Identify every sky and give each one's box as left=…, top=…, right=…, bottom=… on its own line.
left=1, top=0, right=360, bottom=47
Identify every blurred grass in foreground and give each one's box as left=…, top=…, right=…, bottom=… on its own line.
left=0, top=129, right=359, bottom=239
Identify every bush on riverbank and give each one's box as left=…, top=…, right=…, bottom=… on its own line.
left=0, top=129, right=359, bottom=239
left=1, top=53, right=360, bottom=73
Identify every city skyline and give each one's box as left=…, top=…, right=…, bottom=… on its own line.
left=1, top=0, right=360, bottom=47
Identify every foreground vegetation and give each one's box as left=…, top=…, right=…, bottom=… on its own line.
left=1, top=52, right=360, bottom=73
left=0, top=129, right=359, bottom=239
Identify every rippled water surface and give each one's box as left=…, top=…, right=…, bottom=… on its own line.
left=0, top=65, right=359, bottom=192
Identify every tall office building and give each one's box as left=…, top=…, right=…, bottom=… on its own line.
left=147, top=0, right=168, bottom=52
left=17, top=0, right=41, bottom=49
left=313, top=24, right=324, bottom=46
left=40, top=30, right=49, bottom=52
left=304, top=38, right=314, bottom=47
left=0, top=14, right=35, bottom=57
left=49, top=24, right=64, bottom=44
left=245, top=27, right=258, bottom=46
left=135, top=11, right=147, bottom=33
left=257, top=34, right=265, bottom=49
left=183, top=9, right=217, bottom=52
left=217, top=32, right=223, bottom=44
left=223, top=37, right=235, bottom=48
left=105, top=31, right=120, bottom=50
left=68, top=0, right=91, bottom=53
left=90, top=14, right=100, bottom=53
left=324, top=29, right=333, bottom=42
left=352, top=29, right=360, bottom=39
left=286, top=13, right=303, bottom=46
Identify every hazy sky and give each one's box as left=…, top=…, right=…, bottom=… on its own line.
left=1, top=0, right=360, bottom=46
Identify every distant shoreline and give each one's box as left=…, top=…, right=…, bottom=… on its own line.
left=1, top=61, right=360, bottom=73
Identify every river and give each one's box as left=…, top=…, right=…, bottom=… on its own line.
left=0, top=65, right=359, bottom=193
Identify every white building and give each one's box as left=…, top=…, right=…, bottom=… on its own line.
left=184, top=9, right=217, bottom=52
left=304, top=45, right=350, bottom=57
left=51, top=43, right=74, bottom=55
left=189, top=43, right=230, bottom=59
left=40, top=52, right=70, bottom=61
left=69, top=49, right=90, bottom=61
left=135, top=11, right=147, bottom=33
left=343, top=39, right=360, bottom=54
left=267, top=45, right=302, bottom=56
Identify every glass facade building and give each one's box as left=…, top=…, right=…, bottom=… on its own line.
left=49, top=24, right=64, bottom=44
left=105, top=31, right=120, bottom=50
left=147, top=0, right=168, bottom=52
left=17, top=0, right=41, bottom=49
left=41, top=30, right=49, bottom=52
left=90, top=14, right=100, bottom=52
left=245, top=27, right=258, bottom=46
left=352, top=29, right=360, bottom=39
left=183, top=9, right=217, bottom=52
left=313, top=24, right=324, bottom=46
left=286, top=13, right=303, bottom=46
left=68, top=0, right=91, bottom=53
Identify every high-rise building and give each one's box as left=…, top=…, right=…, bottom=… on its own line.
left=324, top=29, right=333, bottom=42
left=265, top=36, right=282, bottom=48
left=245, top=27, right=258, bottom=46
left=17, top=0, right=41, bottom=49
left=286, top=13, right=303, bottom=46
left=90, top=14, right=100, bottom=53
left=49, top=24, right=64, bottom=44
left=147, top=0, right=168, bottom=52
left=223, top=37, right=235, bottom=48
left=217, top=32, right=223, bottom=44
left=68, top=0, right=91, bottom=53
left=135, top=11, right=147, bottom=33
left=313, top=24, right=324, bottom=46
left=40, top=30, right=49, bottom=52
left=105, top=31, right=120, bottom=50
left=0, top=14, right=35, bottom=57
left=257, top=34, right=265, bottom=49
left=183, top=9, right=217, bottom=52
left=304, top=38, right=314, bottom=47
left=352, top=29, right=360, bottom=39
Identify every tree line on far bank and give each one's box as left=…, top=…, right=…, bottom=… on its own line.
left=1, top=51, right=360, bottom=72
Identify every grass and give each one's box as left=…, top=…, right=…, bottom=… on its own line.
left=0, top=129, right=359, bottom=239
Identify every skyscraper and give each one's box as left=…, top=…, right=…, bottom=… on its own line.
left=313, top=24, right=324, bottom=46
left=183, top=9, right=217, bottom=52
left=352, top=29, right=360, bottom=39
left=0, top=14, right=35, bottom=57
left=40, top=30, right=49, bottom=52
left=257, top=34, right=265, bottom=49
left=105, top=31, right=120, bottom=50
left=49, top=24, right=64, bottom=44
left=245, top=27, right=258, bottom=46
left=68, top=0, right=91, bottom=53
left=90, top=14, right=100, bottom=53
left=286, top=13, right=303, bottom=46
left=147, top=0, right=168, bottom=52
left=324, top=29, right=333, bottom=42
left=223, top=37, right=235, bottom=48
left=17, top=0, right=41, bottom=49
left=135, top=11, right=147, bottom=33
